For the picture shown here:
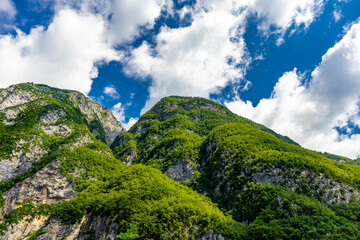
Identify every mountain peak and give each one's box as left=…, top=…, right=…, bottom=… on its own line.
left=0, top=83, right=124, bottom=145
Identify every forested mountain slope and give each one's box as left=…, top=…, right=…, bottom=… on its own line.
left=112, top=96, right=360, bottom=239
left=111, top=96, right=298, bottom=181
left=1, top=84, right=360, bottom=239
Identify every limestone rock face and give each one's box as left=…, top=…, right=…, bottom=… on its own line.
left=196, top=229, right=225, bottom=240
left=251, top=168, right=359, bottom=204
left=33, top=214, right=119, bottom=240
left=0, top=85, right=35, bottom=111
left=42, top=124, right=72, bottom=136
left=203, top=138, right=360, bottom=204
left=0, top=82, right=123, bottom=182
left=1, top=160, right=76, bottom=240
left=1, top=216, right=49, bottom=240
left=0, top=138, right=47, bottom=181
left=3, top=159, right=76, bottom=212
left=69, top=92, right=124, bottom=145
left=40, top=109, right=67, bottom=124
left=123, top=148, right=137, bottom=165
left=165, top=160, right=195, bottom=182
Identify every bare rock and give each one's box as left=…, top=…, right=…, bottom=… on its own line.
left=165, top=160, right=195, bottom=182
left=42, top=124, right=73, bottom=136
left=0, top=87, right=34, bottom=111
left=2, top=159, right=76, bottom=212
left=123, top=148, right=137, bottom=165
left=34, top=214, right=118, bottom=240
left=0, top=139, right=46, bottom=181
left=40, top=109, right=67, bottom=124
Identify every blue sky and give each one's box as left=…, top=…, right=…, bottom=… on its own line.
left=1, top=0, right=360, bottom=158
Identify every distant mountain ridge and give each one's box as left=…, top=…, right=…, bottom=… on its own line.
left=1, top=83, right=360, bottom=239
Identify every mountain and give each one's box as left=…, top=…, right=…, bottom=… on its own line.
left=111, top=96, right=298, bottom=181
left=111, top=96, right=360, bottom=239
left=1, top=83, right=360, bottom=239
left=0, top=84, right=240, bottom=239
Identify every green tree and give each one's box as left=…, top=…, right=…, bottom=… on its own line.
left=117, top=223, right=140, bottom=240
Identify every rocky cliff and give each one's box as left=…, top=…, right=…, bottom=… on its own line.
left=0, top=83, right=125, bottom=239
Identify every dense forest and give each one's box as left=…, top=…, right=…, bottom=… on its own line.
left=1, top=83, right=360, bottom=239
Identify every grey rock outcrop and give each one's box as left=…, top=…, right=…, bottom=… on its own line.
left=1, top=160, right=76, bottom=240
left=2, top=159, right=76, bottom=212
left=69, top=92, right=124, bottom=145
left=0, top=85, right=34, bottom=111
left=165, top=160, right=195, bottom=182
left=251, top=167, right=359, bottom=203
left=33, top=214, right=119, bottom=240
left=0, top=139, right=47, bottom=181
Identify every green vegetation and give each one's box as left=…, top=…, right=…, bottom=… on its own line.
left=112, top=96, right=298, bottom=172
left=51, top=164, right=243, bottom=239
left=118, top=223, right=140, bottom=239
left=240, top=183, right=360, bottom=239
left=0, top=102, right=42, bottom=159
left=111, top=97, right=360, bottom=239
left=197, top=123, right=360, bottom=218
left=320, top=151, right=360, bottom=168
left=0, top=201, right=51, bottom=235
left=1, top=137, right=243, bottom=238
left=2, top=86, right=360, bottom=239
left=89, top=119, right=108, bottom=143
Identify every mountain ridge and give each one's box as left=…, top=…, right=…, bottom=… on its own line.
left=1, top=83, right=360, bottom=239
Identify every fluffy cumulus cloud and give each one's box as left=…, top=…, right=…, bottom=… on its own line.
left=126, top=7, right=248, bottom=113
left=125, top=0, right=326, bottom=113
left=104, top=86, right=120, bottom=99
left=0, top=0, right=335, bottom=135
left=0, top=0, right=168, bottom=94
left=111, top=102, right=138, bottom=130
left=226, top=20, right=360, bottom=158
left=0, top=9, right=118, bottom=94
left=249, top=0, right=324, bottom=31
left=46, top=0, right=168, bottom=44
left=107, top=0, right=168, bottom=45
left=0, top=0, right=16, bottom=19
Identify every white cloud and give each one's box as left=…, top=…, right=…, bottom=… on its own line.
left=0, top=0, right=16, bottom=19
left=0, top=0, right=331, bottom=133
left=112, top=102, right=126, bottom=122
left=0, top=0, right=168, bottom=94
left=249, top=0, right=324, bottom=32
left=333, top=9, right=342, bottom=22
left=104, top=86, right=120, bottom=99
left=46, top=0, right=168, bottom=45
left=111, top=102, right=138, bottom=130
left=107, top=0, right=168, bottom=45
left=123, top=117, right=138, bottom=130
left=226, top=20, right=360, bottom=158
left=0, top=9, right=118, bottom=94
left=124, top=0, right=325, bottom=114
left=125, top=3, right=249, bottom=114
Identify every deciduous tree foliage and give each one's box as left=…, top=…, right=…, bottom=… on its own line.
left=1, top=85, right=360, bottom=239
